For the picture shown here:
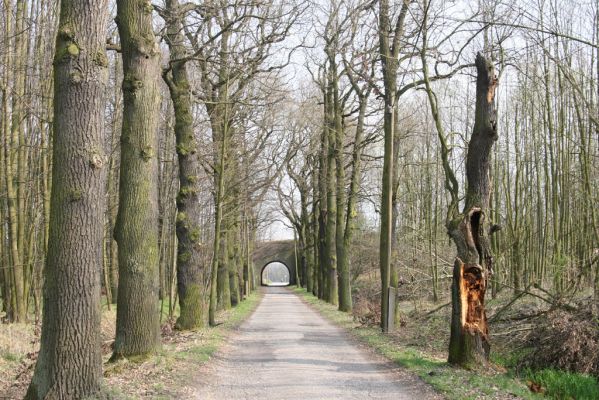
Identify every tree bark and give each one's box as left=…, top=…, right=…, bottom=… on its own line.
left=5, top=0, right=27, bottom=322
left=26, top=0, right=109, bottom=396
left=325, top=73, right=338, bottom=306
left=209, top=104, right=228, bottom=325
left=447, top=53, right=498, bottom=367
left=217, top=230, right=232, bottom=310
left=112, top=0, right=161, bottom=359
left=163, top=0, right=205, bottom=330
left=332, top=69, right=350, bottom=312
left=447, top=210, right=491, bottom=367
left=318, top=87, right=329, bottom=301
left=340, top=87, right=369, bottom=313
left=377, top=0, right=408, bottom=332
left=311, top=161, right=320, bottom=297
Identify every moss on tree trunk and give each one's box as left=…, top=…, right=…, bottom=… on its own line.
left=163, top=0, right=206, bottom=330
left=112, top=0, right=162, bottom=359
left=26, top=0, right=110, bottom=396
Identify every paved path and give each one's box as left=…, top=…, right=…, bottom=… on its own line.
left=195, top=287, right=441, bottom=400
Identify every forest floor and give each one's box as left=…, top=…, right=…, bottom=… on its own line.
left=0, top=291, right=262, bottom=399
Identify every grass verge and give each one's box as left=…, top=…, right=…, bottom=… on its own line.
left=102, top=291, right=263, bottom=399
left=522, top=368, right=599, bottom=400
left=294, top=287, right=540, bottom=400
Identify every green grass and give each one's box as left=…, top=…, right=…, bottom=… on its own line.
left=294, top=287, right=539, bottom=400
left=158, top=297, right=181, bottom=320
left=166, top=292, right=262, bottom=367
left=0, top=349, right=20, bottom=362
left=523, top=368, right=599, bottom=400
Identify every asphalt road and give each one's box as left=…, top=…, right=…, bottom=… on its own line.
left=195, top=287, right=441, bottom=400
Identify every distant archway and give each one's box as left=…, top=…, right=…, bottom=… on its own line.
left=252, top=240, right=297, bottom=286
left=261, top=261, right=291, bottom=286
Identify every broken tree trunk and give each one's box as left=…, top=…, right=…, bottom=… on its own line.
left=448, top=209, right=491, bottom=366
left=447, top=52, right=498, bottom=368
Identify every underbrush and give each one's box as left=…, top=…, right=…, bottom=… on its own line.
left=344, top=274, right=599, bottom=400
left=520, top=305, right=599, bottom=376
left=514, top=303, right=599, bottom=400
left=0, top=322, right=38, bottom=397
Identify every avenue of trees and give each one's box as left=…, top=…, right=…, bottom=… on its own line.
left=0, top=0, right=598, bottom=397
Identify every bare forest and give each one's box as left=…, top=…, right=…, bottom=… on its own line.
left=1, top=0, right=599, bottom=399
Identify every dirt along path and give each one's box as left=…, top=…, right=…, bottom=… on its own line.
left=195, top=287, right=441, bottom=400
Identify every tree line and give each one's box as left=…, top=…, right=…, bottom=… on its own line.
left=0, top=0, right=597, bottom=398
left=278, top=0, right=598, bottom=372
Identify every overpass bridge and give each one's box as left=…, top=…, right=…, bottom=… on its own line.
left=252, top=240, right=298, bottom=286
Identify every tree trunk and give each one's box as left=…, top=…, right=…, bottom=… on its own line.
left=26, top=0, right=109, bottom=396
left=325, top=72, right=338, bottom=305
left=447, top=53, right=498, bottom=368
left=164, top=0, right=205, bottom=330
left=340, top=92, right=368, bottom=313
left=6, top=0, right=27, bottom=323
left=107, top=55, right=121, bottom=306
left=333, top=75, right=350, bottom=312
left=318, top=91, right=329, bottom=301
left=0, top=87, right=13, bottom=321
left=447, top=210, right=491, bottom=367
left=229, top=231, right=241, bottom=306
left=303, top=191, right=314, bottom=292
left=377, top=0, right=407, bottom=332
left=311, top=165, right=320, bottom=297
left=209, top=100, right=229, bottom=325
left=217, top=230, right=232, bottom=310
left=112, top=0, right=161, bottom=359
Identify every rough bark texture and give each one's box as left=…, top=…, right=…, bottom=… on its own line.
left=26, top=0, right=109, bottom=396
left=448, top=210, right=491, bottom=367
left=448, top=53, right=498, bottom=368
left=112, top=0, right=161, bottom=359
left=217, top=232, right=232, bottom=310
left=164, top=0, right=205, bottom=330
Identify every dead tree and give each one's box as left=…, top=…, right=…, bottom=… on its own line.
left=447, top=53, right=498, bottom=367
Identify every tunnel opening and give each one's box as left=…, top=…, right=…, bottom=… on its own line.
left=261, top=261, right=290, bottom=287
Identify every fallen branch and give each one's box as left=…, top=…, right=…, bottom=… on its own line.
left=425, top=301, right=451, bottom=316
left=489, top=290, right=527, bottom=323
left=491, top=325, right=535, bottom=336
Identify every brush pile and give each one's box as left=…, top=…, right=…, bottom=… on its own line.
left=521, top=303, right=599, bottom=376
